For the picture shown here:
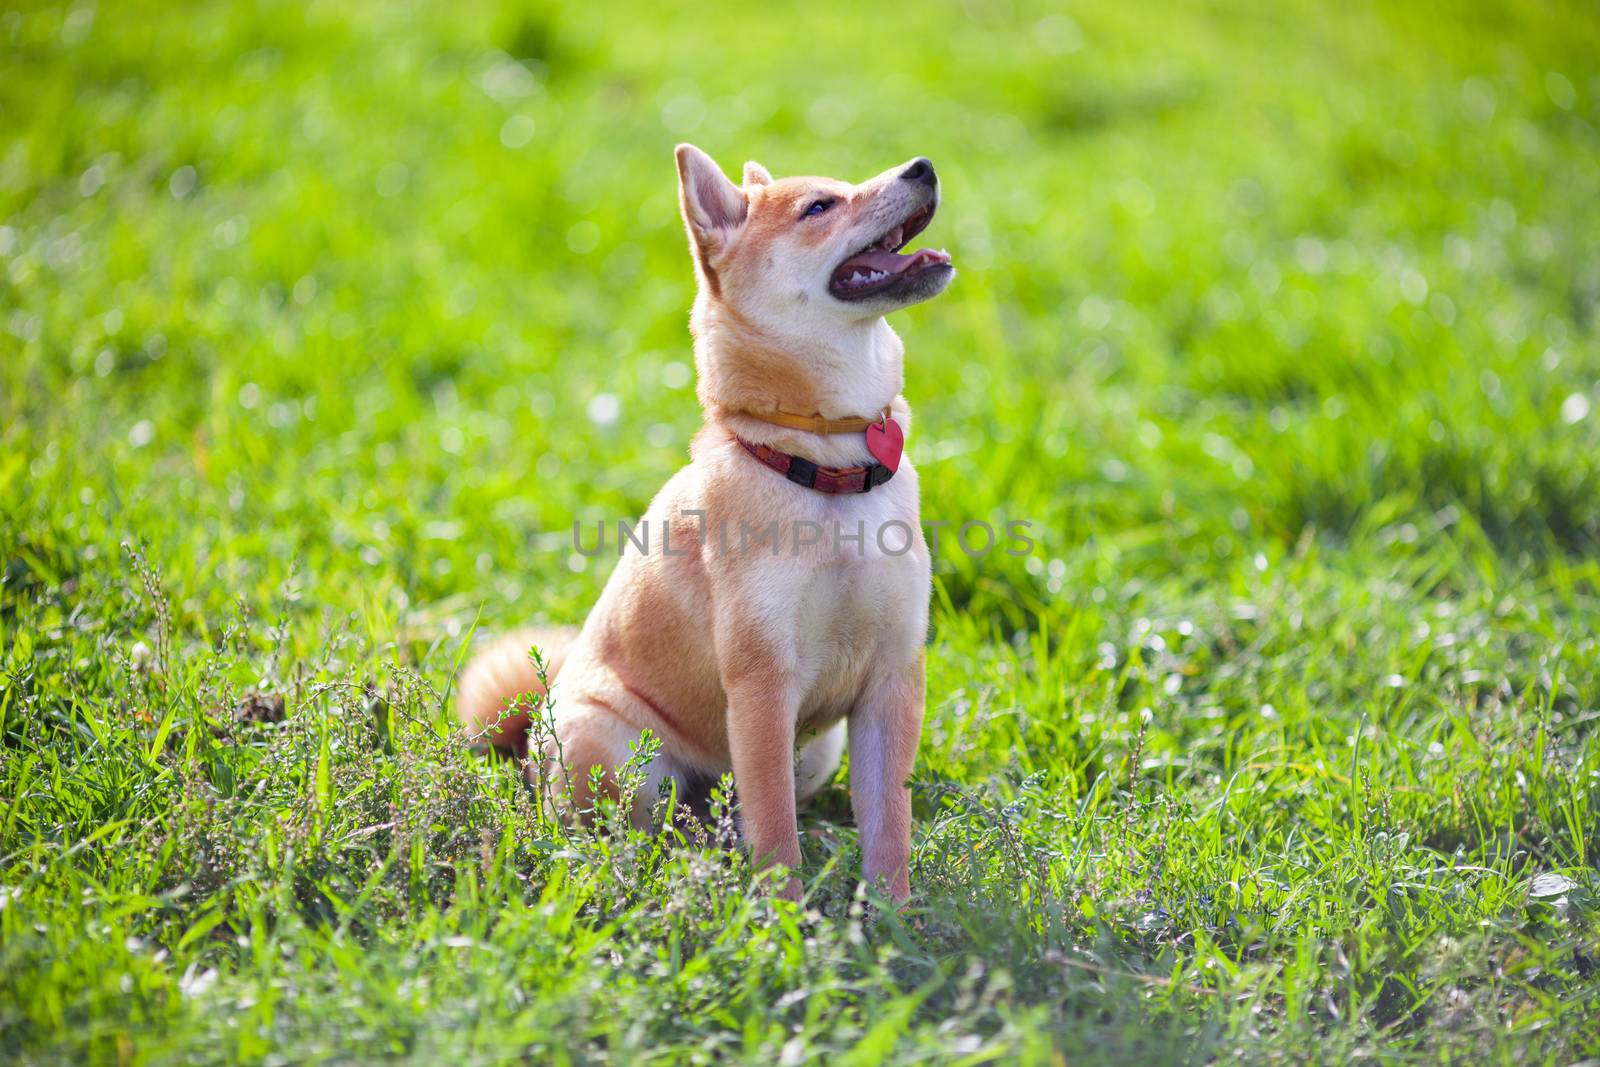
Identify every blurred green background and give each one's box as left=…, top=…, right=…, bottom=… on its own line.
left=3, top=0, right=1599, bottom=1062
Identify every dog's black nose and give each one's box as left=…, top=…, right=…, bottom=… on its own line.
left=900, top=157, right=936, bottom=186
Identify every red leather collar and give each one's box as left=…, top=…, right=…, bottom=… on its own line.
left=735, top=435, right=894, bottom=494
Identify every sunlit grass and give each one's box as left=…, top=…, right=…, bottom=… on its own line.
left=2, top=0, right=1598, bottom=1062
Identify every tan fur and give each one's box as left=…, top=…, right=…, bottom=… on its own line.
left=458, top=145, right=953, bottom=902
left=457, top=626, right=576, bottom=756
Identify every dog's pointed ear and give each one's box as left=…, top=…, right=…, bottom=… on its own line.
left=676, top=144, right=747, bottom=256
left=742, top=160, right=772, bottom=187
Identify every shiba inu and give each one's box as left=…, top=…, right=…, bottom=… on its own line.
left=458, top=144, right=953, bottom=901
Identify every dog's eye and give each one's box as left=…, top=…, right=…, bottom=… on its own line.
left=802, top=198, right=834, bottom=218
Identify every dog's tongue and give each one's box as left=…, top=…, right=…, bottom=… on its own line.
left=836, top=247, right=951, bottom=279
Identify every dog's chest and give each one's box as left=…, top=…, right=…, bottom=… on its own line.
left=784, top=495, right=928, bottom=725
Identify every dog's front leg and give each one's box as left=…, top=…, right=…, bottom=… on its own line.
left=848, top=656, right=925, bottom=903
left=724, top=677, right=803, bottom=899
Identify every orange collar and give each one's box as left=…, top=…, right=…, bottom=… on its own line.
left=733, top=405, right=892, bottom=435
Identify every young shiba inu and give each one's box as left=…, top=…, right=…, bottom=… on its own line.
left=458, top=144, right=954, bottom=901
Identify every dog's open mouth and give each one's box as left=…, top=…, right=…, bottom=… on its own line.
left=828, top=201, right=951, bottom=301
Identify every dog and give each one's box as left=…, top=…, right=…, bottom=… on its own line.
left=457, top=144, right=954, bottom=901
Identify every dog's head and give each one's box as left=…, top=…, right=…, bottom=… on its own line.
left=674, top=144, right=954, bottom=327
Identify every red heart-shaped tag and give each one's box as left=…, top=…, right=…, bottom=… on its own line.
left=865, top=417, right=903, bottom=473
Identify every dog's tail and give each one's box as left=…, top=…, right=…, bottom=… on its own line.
left=455, top=626, right=578, bottom=757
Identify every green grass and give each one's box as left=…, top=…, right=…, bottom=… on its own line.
left=3, top=0, right=1599, bottom=1061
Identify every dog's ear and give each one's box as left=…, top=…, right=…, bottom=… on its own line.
left=676, top=144, right=747, bottom=257
left=742, top=160, right=772, bottom=187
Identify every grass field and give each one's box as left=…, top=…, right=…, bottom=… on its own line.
left=3, top=0, right=1600, bottom=1061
